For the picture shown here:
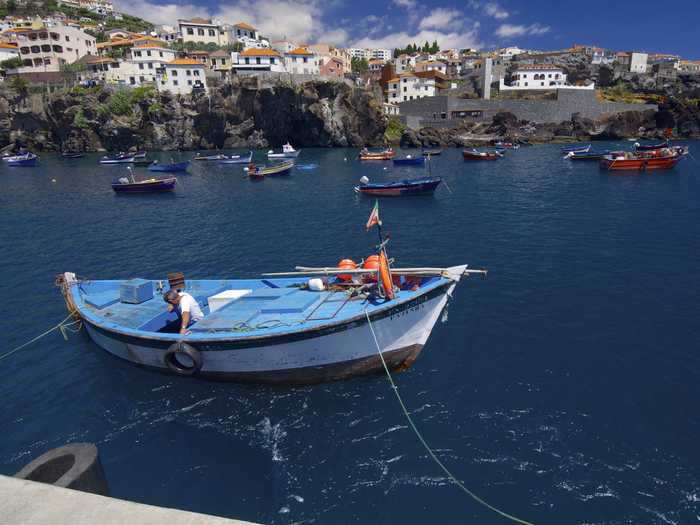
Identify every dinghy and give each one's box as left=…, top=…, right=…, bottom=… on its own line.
left=4, top=152, right=38, bottom=166
left=244, top=160, right=294, bottom=177
left=148, top=160, right=190, bottom=173
left=462, top=149, right=502, bottom=161
left=560, top=144, right=591, bottom=154
left=194, top=152, right=229, bottom=161
left=359, top=148, right=395, bottom=161
left=218, top=151, right=253, bottom=165
left=111, top=167, right=177, bottom=193
left=100, top=153, right=135, bottom=164
left=267, top=143, right=301, bottom=158
left=57, top=207, right=485, bottom=383
left=355, top=176, right=441, bottom=196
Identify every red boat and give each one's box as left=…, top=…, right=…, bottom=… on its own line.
left=600, top=148, right=684, bottom=171
left=359, top=148, right=395, bottom=161
left=462, top=149, right=502, bottom=161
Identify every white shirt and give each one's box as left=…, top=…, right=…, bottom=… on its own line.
left=177, top=292, right=204, bottom=322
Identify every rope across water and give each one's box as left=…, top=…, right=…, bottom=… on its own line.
left=0, top=313, right=79, bottom=362
left=364, top=308, right=535, bottom=525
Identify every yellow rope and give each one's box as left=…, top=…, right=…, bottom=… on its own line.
left=364, top=309, right=535, bottom=525
left=0, top=313, right=77, bottom=362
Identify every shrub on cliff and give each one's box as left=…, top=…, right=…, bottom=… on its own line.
left=73, top=108, right=89, bottom=129
left=384, top=117, right=404, bottom=143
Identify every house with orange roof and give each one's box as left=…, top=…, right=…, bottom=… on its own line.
left=284, top=47, right=319, bottom=75
left=157, top=57, right=208, bottom=95
left=386, top=70, right=450, bottom=103
left=231, top=47, right=285, bottom=73
left=178, top=18, right=229, bottom=47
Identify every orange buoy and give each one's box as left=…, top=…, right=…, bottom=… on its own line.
left=337, top=259, right=357, bottom=282
left=362, top=255, right=380, bottom=282
left=378, top=251, right=394, bottom=300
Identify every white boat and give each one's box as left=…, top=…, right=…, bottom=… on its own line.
left=218, top=151, right=253, bottom=164
left=267, top=142, right=301, bottom=158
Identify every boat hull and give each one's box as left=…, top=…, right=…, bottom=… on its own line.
left=462, top=151, right=499, bottom=160
left=112, top=179, right=177, bottom=193
left=78, top=282, right=453, bottom=384
left=393, top=158, right=425, bottom=166
left=600, top=156, right=682, bottom=171
left=355, top=179, right=441, bottom=196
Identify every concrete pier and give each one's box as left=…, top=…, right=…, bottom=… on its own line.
left=0, top=475, right=262, bottom=525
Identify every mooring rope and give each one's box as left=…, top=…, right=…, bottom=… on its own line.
left=364, top=309, right=535, bottom=525
left=0, top=313, right=77, bottom=362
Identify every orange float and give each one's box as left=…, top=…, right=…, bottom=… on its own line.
left=378, top=251, right=394, bottom=300
left=337, top=259, right=357, bottom=282
left=362, top=255, right=380, bottom=282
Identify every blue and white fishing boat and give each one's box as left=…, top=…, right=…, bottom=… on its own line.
left=560, top=144, right=591, bottom=154
left=56, top=211, right=485, bottom=383
left=100, top=153, right=134, bottom=165
left=5, top=152, right=38, bottom=166
left=218, top=151, right=253, bottom=165
left=268, top=142, right=301, bottom=159
left=393, top=155, right=425, bottom=166
left=148, top=160, right=190, bottom=173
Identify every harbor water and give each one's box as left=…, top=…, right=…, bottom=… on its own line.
left=1, top=143, right=698, bottom=524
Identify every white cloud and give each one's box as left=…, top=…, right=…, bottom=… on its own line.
left=352, top=26, right=481, bottom=52
left=484, top=2, right=509, bottom=19
left=418, top=8, right=463, bottom=31
left=317, top=28, right=349, bottom=46
left=495, top=23, right=549, bottom=38
left=392, top=0, right=416, bottom=7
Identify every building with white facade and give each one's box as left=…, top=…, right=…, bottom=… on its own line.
left=271, top=40, right=297, bottom=54
left=386, top=70, right=449, bottom=103
left=284, top=47, right=319, bottom=75
left=348, top=48, right=391, bottom=62
left=629, top=52, right=648, bottom=73
left=231, top=48, right=285, bottom=73
left=392, top=53, right=417, bottom=74
left=151, top=25, right=178, bottom=44
left=0, top=42, right=19, bottom=62
left=178, top=18, right=228, bottom=46
left=308, top=43, right=351, bottom=74
left=8, top=24, right=96, bottom=73
left=414, top=60, right=447, bottom=75
left=157, top=58, right=207, bottom=95
left=498, top=46, right=526, bottom=59
left=500, top=64, right=594, bottom=91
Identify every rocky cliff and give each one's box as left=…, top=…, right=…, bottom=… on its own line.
left=0, top=77, right=387, bottom=152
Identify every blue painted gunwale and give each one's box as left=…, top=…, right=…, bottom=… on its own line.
left=70, top=276, right=451, bottom=347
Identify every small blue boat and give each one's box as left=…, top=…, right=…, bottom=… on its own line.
left=393, top=155, right=425, bottom=166
left=561, top=144, right=591, bottom=154
left=100, top=153, right=134, bottom=164
left=218, top=151, right=253, bottom=165
left=634, top=140, right=669, bottom=151
left=148, top=160, right=190, bottom=173
left=355, top=176, right=441, bottom=196
left=566, top=150, right=610, bottom=160
left=5, top=152, right=38, bottom=166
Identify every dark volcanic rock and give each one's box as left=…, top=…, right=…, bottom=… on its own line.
left=0, top=79, right=386, bottom=152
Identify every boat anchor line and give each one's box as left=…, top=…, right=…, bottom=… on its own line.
left=364, top=310, right=535, bottom=525
left=0, top=313, right=80, bottom=362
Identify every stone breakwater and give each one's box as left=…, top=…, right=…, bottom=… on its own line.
left=0, top=77, right=387, bottom=153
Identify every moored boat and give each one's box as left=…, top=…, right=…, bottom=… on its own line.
left=218, top=151, right=253, bottom=165
left=354, top=176, right=441, bottom=196
left=600, top=148, right=684, bottom=171
left=111, top=176, right=177, bottom=193
left=56, top=206, right=485, bottom=383
left=422, top=148, right=442, bottom=156
left=494, top=141, right=520, bottom=150
left=634, top=140, right=669, bottom=151
left=268, top=142, right=301, bottom=158
left=358, top=147, right=395, bottom=161
left=194, top=152, right=228, bottom=161
left=148, top=160, right=190, bottom=172
left=561, top=144, right=591, bottom=154
left=100, top=153, right=134, bottom=165
left=565, top=150, right=609, bottom=160
left=244, top=160, right=294, bottom=177
left=462, top=149, right=502, bottom=161
left=61, top=152, right=84, bottom=159
left=5, top=152, right=38, bottom=166
left=132, top=151, right=147, bottom=159
left=393, top=155, right=425, bottom=166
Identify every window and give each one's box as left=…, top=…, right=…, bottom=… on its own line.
left=39, top=32, right=48, bottom=40
left=148, top=63, right=153, bottom=69
left=187, top=28, right=194, bottom=35
left=139, top=76, right=144, bottom=82
left=188, top=80, right=192, bottom=85
left=53, top=45, right=63, bottom=53
left=22, top=59, right=32, bottom=66
left=147, top=50, right=151, bottom=56
left=159, top=51, right=163, bottom=57
left=197, top=29, right=204, bottom=36
left=193, top=70, right=200, bottom=76
left=524, top=82, right=528, bottom=86
left=171, top=69, right=177, bottom=76
left=403, top=87, right=407, bottom=92
left=303, top=57, right=307, bottom=63
left=244, top=57, right=250, bottom=64
left=270, top=58, right=275, bottom=64
left=256, top=57, right=261, bottom=64
left=186, top=69, right=191, bottom=76
left=43, top=57, right=51, bottom=65
left=31, top=46, right=40, bottom=53
left=208, top=29, right=215, bottom=36
left=173, top=80, right=178, bottom=85
left=139, top=63, right=144, bottom=69
left=50, top=32, right=59, bottom=40
left=65, top=35, right=70, bottom=42
left=20, top=47, right=29, bottom=54
left=161, top=80, right=166, bottom=85
left=129, top=76, right=135, bottom=84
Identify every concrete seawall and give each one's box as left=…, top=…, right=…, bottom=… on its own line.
left=399, top=90, right=658, bottom=129
left=0, top=475, right=262, bottom=525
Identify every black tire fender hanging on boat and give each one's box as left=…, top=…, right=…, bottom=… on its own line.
left=163, top=342, right=203, bottom=376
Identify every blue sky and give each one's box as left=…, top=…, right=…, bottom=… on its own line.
left=115, top=0, right=699, bottom=58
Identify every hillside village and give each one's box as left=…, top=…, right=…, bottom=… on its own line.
left=0, top=0, right=699, bottom=149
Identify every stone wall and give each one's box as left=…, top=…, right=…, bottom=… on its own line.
left=399, top=90, right=657, bottom=129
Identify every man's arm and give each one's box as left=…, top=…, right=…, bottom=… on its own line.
left=180, top=311, right=190, bottom=334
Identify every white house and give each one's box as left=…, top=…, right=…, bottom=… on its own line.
left=231, top=48, right=285, bottom=73
left=284, top=47, right=319, bottom=75
left=10, top=23, right=96, bottom=73
left=386, top=70, right=448, bottom=103
left=629, top=52, right=648, bottom=73
left=151, top=24, right=178, bottom=44
left=178, top=18, right=228, bottom=46
left=157, top=58, right=207, bottom=95
left=500, top=64, right=594, bottom=91
left=498, top=46, right=526, bottom=59
left=122, top=44, right=176, bottom=85
left=271, top=40, right=297, bottom=54
left=414, top=60, right=447, bottom=75
left=392, top=54, right=416, bottom=74
left=0, top=42, right=19, bottom=62
left=347, top=48, right=391, bottom=62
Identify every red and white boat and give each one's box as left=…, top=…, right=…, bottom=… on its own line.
left=359, top=148, right=395, bottom=161
left=600, top=147, right=686, bottom=171
left=462, top=149, right=502, bottom=161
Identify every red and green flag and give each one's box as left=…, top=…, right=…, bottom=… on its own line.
left=366, top=200, right=381, bottom=231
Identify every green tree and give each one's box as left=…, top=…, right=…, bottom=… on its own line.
left=422, top=41, right=430, bottom=52
left=351, top=57, right=369, bottom=74
left=7, top=75, right=29, bottom=98
left=0, top=57, right=23, bottom=70
left=431, top=40, right=439, bottom=53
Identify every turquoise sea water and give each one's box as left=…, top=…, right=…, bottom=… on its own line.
left=1, top=143, right=699, bottom=524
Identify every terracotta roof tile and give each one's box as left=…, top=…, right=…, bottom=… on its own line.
left=234, top=22, right=256, bottom=30
left=239, top=48, right=280, bottom=57
left=168, top=58, right=204, bottom=65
